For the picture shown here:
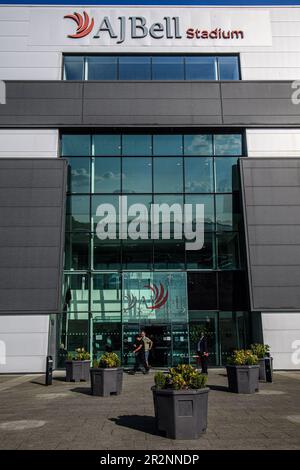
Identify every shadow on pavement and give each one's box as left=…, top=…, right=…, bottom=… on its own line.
left=208, top=384, right=230, bottom=392
left=110, top=415, right=157, bottom=436
left=70, top=387, right=92, bottom=396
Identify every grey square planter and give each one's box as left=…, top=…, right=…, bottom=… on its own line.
left=65, top=360, right=90, bottom=382
left=90, top=368, right=123, bottom=397
left=258, top=357, right=273, bottom=382
left=152, top=387, right=209, bottom=440
left=226, top=365, right=259, bottom=394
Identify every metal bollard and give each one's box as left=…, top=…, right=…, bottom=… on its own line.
left=45, top=355, right=53, bottom=386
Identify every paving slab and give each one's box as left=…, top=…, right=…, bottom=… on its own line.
left=0, top=369, right=299, bottom=450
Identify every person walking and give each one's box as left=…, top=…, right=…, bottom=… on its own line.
left=140, top=330, right=153, bottom=370
left=131, top=334, right=149, bottom=375
left=197, top=331, right=209, bottom=374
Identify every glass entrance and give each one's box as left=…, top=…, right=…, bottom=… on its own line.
left=122, top=271, right=189, bottom=367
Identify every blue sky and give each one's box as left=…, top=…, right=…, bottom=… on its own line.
left=1, top=1, right=300, bottom=6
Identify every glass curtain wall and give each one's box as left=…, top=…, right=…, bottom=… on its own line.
left=59, top=131, right=248, bottom=367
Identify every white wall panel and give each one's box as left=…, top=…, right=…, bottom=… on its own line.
left=262, top=313, right=300, bottom=369
left=246, top=129, right=300, bottom=157
left=0, top=130, right=58, bottom=157
left=0, top=315, right=49, bottom=373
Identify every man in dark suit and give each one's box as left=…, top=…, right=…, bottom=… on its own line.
left=197, top=331, right=209, bottom=374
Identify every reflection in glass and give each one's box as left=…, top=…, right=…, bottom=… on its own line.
left=154, top=240, right=185, bottom=269
left=122, top=239, right=153, bottom=269
left=154, top=157, right=183, bottom=193
left=217, top=232, right=240, bottom=269
left=94, top=157, right=121, bottom=193
left=185, top=195, right=215, bottom=232
left=93, top=238, right=121, bottom=270
left=67, top=157, right=90, bottom=194
left=62, top=135, right=90, bottom=157
left=92, top=195, right=119, bottom=232
left=65, top=232, right=90, bottom=270
left=215, top=157, right=239, bottom=192
left=92, top=321, right=121, bottom=361
left=87, top=56, right=117, bottom=80
left=189, top=312, right=219, bottom=366
left=185, top=56, right=216, bottom=80
left=122, top=157, right=152, bottom=193
left=63, top=274, right=89, bottom=313
left=91, top=273, right=121, bottom=315
left=185, top=157, right=214, bottom=193
left=214, top=134, right=242, bottom=156
left=153, top=135, right=183, bottom=155
left=184, top=134, right=213, bottom=156
left=216, top=194, right=240, bottom=231
left=66, top=195, right=90, bottom=231
left=186, top=231, right=215, bottom=269
left=122, top=134, right=152, bottom=156
left=94, top=135, right=121, bottom=156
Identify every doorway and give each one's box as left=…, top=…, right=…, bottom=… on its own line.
left=141, top=324, right=171, bottom=367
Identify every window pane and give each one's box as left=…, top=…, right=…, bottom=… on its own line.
left=154, top=195, right=183, bottom=237
left=94, top=157, right=121, bottom=193
left=122, top=157, right=152, bottom=193
left=94, top=135, right=121, bottom=156
left=216, top=194, right=241, bottom=232
left=92, top=195, right=119, bottom=232
left=153, top=135, right=182, bottom=155
left=66, top=195, right=90, bottom=231
left=119, top=56, right=151, bottom=80
left=67, top=157, right=90, bottom=193
left=184, top=135, right=213, bottom=156
left=122, top=134, right=152, bottom=156
left=65, top=232, right=90, bottom=270
left=92, top=322, right=121, bottom=360
left=185, top=157, right=213, bottom=193
left=215, top=157, right=239, bottom=192
left=187, top=272, right=217, bottom=310
left=186, top=231, right=215, bottom=269
left=154, top=240, right=185, bottom=269
left=61, top=135, right=91, bottom=157
left=122, top=239, right=153, bottom=269
left=152, top=56, right=184, bottom=80
left=64, top=56, right=84, bottom=80
left=93, top=239, right=121, bottom=270
left=91, top=273, right=121, bottom=313
left=63, top=274, right=89, bottom=313
left=87, top=56, right=117, bottom=80
left=218, top=272, right=249, bottom=310
left=217, top=232, right=240, bottom=269
left=185, top=195, right=215, bottom=232
left=185, top=56, right=216, bottom=80
left=218, top=56, right=239, bottom=80
left=214, top=134, right=242, bottom=156
left=153, top=157, right=183, bottom=193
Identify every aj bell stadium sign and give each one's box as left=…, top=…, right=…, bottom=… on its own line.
left=29, top=8, right=272, bottom=47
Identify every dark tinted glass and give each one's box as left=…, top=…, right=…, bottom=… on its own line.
left=216, top=194, right=241, bottom=232
left=188, top=272, right=218, bottom=310
left=185, top=195, right=215, bottom=232
left=185, top=56, right=216, bottom=80
left=122, top=239, right=153, bottom=269
left=66, top=195, right=90, bottom=232
left=218, top=271, right=249, bottom=310
left=119, top=56, right=151, bottom=80
left=154, top=240, right=185, bottom=269
left=65, top=232, right=90, bottom=270
left=64, top=56, right=84, bottom=80
left=152, top=56, right=184, bottom=80
left=186, top=231, right=215, bottom=269
left=217, top=232, right=240, bottom=269
left=93, top=239, right=121, bottom=270
left=87, top=56, right=117, bottom=80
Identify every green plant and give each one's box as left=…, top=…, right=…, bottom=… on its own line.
left=154, top=364, right=207, bottom=391
left=98, top=352, right=121, bottom=368
left=68, top=348, right=90, bottom=361
left=251, top=343, right=270, bottom=359
left=227, top=349, right=258, bottom=366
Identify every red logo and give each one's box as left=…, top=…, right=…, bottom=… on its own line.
left=144, top=283, right=169, bottom=310
left=64, top=11, right=94, bottom=39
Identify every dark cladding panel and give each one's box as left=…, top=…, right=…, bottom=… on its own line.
left=0, top=158, right=67, bottom=315
left=240, top=157, right=300, bottom=312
